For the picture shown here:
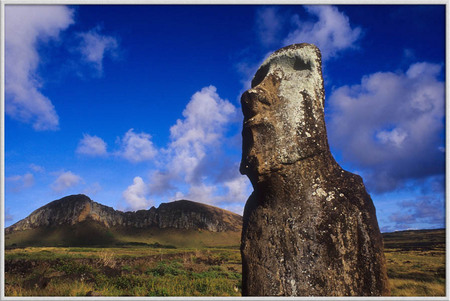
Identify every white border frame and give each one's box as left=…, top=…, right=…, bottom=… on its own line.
left=0, top=1, right=448, bottom=300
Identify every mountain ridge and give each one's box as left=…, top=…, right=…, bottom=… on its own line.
left=5, top=194, right=242, bottom=235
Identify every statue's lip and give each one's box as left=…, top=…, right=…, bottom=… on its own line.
left=244, top=114, right=274, bottom=128
left=243, top=114, right=263, bottom=127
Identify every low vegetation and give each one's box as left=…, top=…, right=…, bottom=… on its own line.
left=5, top=246, right=242, bottom=296
left=383, top=229, right=445, bottom=296
left=4, top=229, right=445, bottom=296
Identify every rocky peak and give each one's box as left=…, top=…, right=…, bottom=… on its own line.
left=157, top=200, right=242, bottom=232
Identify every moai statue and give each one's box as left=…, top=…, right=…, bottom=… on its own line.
left=240, top=43, right=390, bottom=296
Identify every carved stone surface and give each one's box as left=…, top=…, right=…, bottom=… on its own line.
left=240, top=43, right=390, bottom=296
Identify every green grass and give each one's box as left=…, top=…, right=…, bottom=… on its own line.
left=382, top=228, right=445, bottom=296
left=5, top=246, right=242, bottom=296
left=5, top=229, right=445, bottom=296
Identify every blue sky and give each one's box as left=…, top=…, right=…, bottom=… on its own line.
left=3, top=4, right=446, bottom=232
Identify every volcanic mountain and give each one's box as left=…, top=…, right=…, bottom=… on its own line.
left=5, top=194, right=243, bottom=248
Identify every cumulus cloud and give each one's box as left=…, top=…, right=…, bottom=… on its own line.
left=284, top=5, right=362, bottom=60
left=77, top=26, right=119, bottom=75
left=148, top=170, right=176, bottom=196
left=76, top=134, right=108, bottom=156
left=117, top=129, right=157, bottom=163
left=51, top=171, right=83, bottom=192
left=328, top=62, right=445, bottom=192
left=240, top=6, right=362, bottom=93
left=167, top=86, right=237, bottom=183
left=5, top=5, right=74, bottom=130
left=74, top=130, right=157, bottom=162
left=129, top=86, right=251, bottom=212
left=223, top=176, right=251, bottom=202
left=174, top=183, right=217, bottom=205
left=173, top=175, right=251, bottom=210
left=6, top=173, right=35, bottom=192
left=119, top=86, right=251, bottom=212
left=123, top=177, right=152, bottom=210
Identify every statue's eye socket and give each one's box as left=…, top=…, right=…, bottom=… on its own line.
left=294, top=58, right=312, bottom=71
left=252, top=57, right=312, bottom=88
left=252, top=64, right=270, bottom=88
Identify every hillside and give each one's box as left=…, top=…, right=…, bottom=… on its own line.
left=5, top=194, right=242, bottom=248
left=382, top=228, right=445, bottom=251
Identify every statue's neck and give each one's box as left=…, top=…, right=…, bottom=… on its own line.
left=252, top=150, right=340, bottom=193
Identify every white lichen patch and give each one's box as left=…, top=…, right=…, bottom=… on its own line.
left=267, top=46, right=324, bottom=112
left=316, top=187, right=327, bottom=197
left=326, top=191, right=336, bottom=201
left=290, top=279, right=297, bottom=295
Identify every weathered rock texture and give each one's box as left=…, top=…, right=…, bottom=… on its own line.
left=5, top=194, right=242, bottom=234
left=240, top=44, right=390, bottom=296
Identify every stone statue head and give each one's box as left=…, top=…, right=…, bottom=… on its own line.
left=240, top=43, right=329, bottom=184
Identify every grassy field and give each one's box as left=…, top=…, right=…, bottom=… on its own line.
left=4, top=228, right=445, bottom=296
left=383, top=229, right=446, bottom=296
left=5, top=246, right=242, bottom=296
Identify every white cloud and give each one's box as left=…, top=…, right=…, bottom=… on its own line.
left=123, top=176, right=151, bottom=210
left=5, top=5, right=74, bottom=130
left=148, top=170, right=176, bottom=196
left=168, top=86, right=237, bottom=183
left=173, top=175, right=251, bottom=209
left=328, top=62, right=445, bottom=192
left=76, top=134, right=108, bottom=156
left=77, top=26, right=119, bottom=75
left=6, top=173, right=35, bottom=192
left=239, top=6, right=362, bottom=94
left=174, top=183, right=217, bottom=205
left=128, top=85, right=251, bottom=213
left=284, top=5, right=362, bottom=60
left=170, top=86, right=237, bottom=144
left=74, top=130, right=157, bottom=162
left=376, top=128, right=408, bottom=148
left=117, top=86, right=250, bottom=213
left=51, top=171, right=83, bottom=192
left=223, top=176, right=251, bottom=203
left=117, top=129, right=157, bottom=163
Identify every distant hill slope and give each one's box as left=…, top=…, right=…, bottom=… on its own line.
left=5, top=194, right=242, bottom=248
left=382, top=228, right=445, bottom=251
